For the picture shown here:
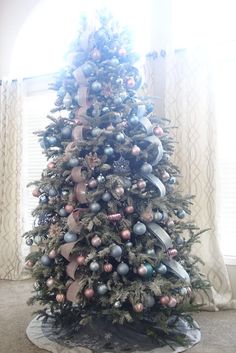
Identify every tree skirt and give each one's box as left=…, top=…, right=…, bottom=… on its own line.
left=26, top=316, right=201, bottom=353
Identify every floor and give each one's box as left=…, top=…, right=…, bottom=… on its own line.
left=0, top=279, right=235, bottom=353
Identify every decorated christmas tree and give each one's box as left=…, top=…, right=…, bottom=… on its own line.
left=24, top=12, right=209, bottom=348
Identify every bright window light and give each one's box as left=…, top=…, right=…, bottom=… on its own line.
left=11, top=0, right=152, bottom=78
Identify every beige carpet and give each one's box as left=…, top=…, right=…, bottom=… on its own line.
left=0, top=279, right=235, bottom=353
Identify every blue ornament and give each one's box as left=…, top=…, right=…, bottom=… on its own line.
left=143, top=263, right=154, bottom=278
left=64, top=232, right=77, bottom=243
left=26, top=238, right=33, bottom=246
left=167, top=177, right=176, bottom=185
left=110, top=245, right=122, bottom=258
left=48, top=188, right=58, bottom=197
left=113, top=96, right=122, bottom=105
left=140, top=162, right=153, bottom=175
left=104, top=145, right=114, bottom=156
left=117, top=262, right=129, bottom=275
left=47, top=136, right=58, bottom=146
left=101, top=191, right=112, bottom=202
left=68, top=157, right=79, bottom=168
left=177, top=210, right=186, bottom=219
left=61, top=126, right=72, bottom=139
left=130, top=115, right=139, bottom=125
left=59, top=208, right=68, bottom=217
left=156, top=263, right=167, bottom=274
left=133, top=221, right=146, bottom=236
left=41, top=255, right=52, bottom=266
left=89, top=202, right=101, bottom=213
left=39, top=195, right=48, bottom=204
left=97, top=284, right=108, bottom=295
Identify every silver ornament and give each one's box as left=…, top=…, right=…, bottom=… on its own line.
left=156, top=263, right=167, bottom=274
left=104, top=145, right=114, bottom=156
left=144, top=295, right=155, bottom=308
left=59, top=208, right=68, bottom=217
left=61, top=126, right=72, bottom=138
left=89, top=202, right=101, bottom=213
left=68, top=157, right=79, bottom=168
left=130, top=115, right=139, bottom=125
left=91, top=127, right=102, bottom=137
left=133, top=221, right=146, bottom=236
left=41, top=255, right=52, bottom=266
left=97, top=284, right=108, bottom=295
left=140, top=162, right=153, bottom=175
left=122, top=177, right=132, bottom=189
left=101, top=191, right=111, bottom=202
left=114, top=301, right=122, bottom=308
left=154, top=211, right=163, bottom=222
left=61, top=190, right=69, bottom=197
left=117, top=263, right=129, bottom=275
left=39, top=195, right=48, bottom=204
left=63, top=92, right=72, bottom=108
left=64, top=231, right=78, bottom=243
left=89, top=261, right=100, bottom=272
left=48, top=188, right=58, bottom=197
left=110, top=245, right=122, bottom=258
left=116, top=132, right=125, bottom=142
left=26, top=238, right=33, bottom=246
left=47, top=136, right=58, bottom=146
left=97, top=174, right=105, bottom=183
left=147, top=248, right=156, bottom=256
left=177, top=209, right=186, bottom=219
left=179, top=287, right=188, bottom=296
left=125, top=241, right=133, bottom=249
left=34, top=235, right=42, bottom=245
left=91, top=80, right=102, bottom=92
left=113, top=96, right=122, bottom=105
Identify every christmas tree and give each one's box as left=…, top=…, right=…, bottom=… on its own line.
left=24, top=12, right=209, bottom=347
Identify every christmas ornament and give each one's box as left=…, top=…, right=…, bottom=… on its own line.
left=101, top=191, right=111, bottom=202
left=140, top=162, right=153, bottom=175
left=46, top=277, right=55, bottom=288
left=137, top=179, right=146, bottom=190
left=167, top=177, right=176, bottom=185
left=41, top=255, right=52, bottom=266
left=91, top=48, right=101, bottom=61
left=127, top=77, right=136, bottom=88
left=125, top=205, right=134, bottom=214
left=91, top=235, right=102, bottom=248
left=56, top=293, right=65, bottom=303
left=156, top=263, right=167, bottom=274
left=153, top=126, right=164, bottom=137
left=63, top=93, right=72, bottom=108
left=104, top=263, right=113, bottom=272
left=89, top=261, right=100, bottom=272
left=88, top=178, right=98, bottom=189
left=91, top=80, right=102, bottom=92
left=48, top=249, right=57, bottom=259
left=47, top=136, right=58, bottom=146
left=113, top=96, right=122, bottom=105
left=117, top=262, right=129, bottom=275
left=179, top=287, right=188, bottom=296
left=68, top=157, right=79, bottom=168
left=76, top=255, right=86, bottom=266
left=143, top=263, right=154, bottom=278
left=114, top=301, right=122, bottom=308
left=82, top=62, right=96, bottom=76
left=147, top=248, right=155, bottom=256
left=97, top=284, right=108, bottom=295
left=48, top=188, right=58, bottom=197
left=154, top=211, right=163, bottom=222
left=61, top=190, right=69, bottom=197
left=118, top=47, right=127, bottom=56
left=101, top=106, right=110, bottom=114
left=140, top=209, right=154, bottom=223
left=64, top=231, right=78, bottom=243
left=91, top=127, right=102, bottom=137
left=177, top=209, right=186, bottom=219
left=34, top=235, right=42, bottom=245
left=130, top=114, right=139, bottom=125
left=89, top=202, right=101, bottom=213
left=115, top=132, right=125, bottom=142
left=25, top=260, right=33, bottom=268
left=120, top=229, right=131, bottom=240
left=167, top=220, right=175, bottom=228
left=137, top=265, right=148, bottom=277
left=110, top=57, right=119, bottom=66
left=144, top=295, right=155, bottom=308
left=131, top=145, right=141, bottom=156
left=167, top=297, right=177, bottom=308
left=115, top=186, right=125, bottom=197
left=161, top=171, right=170, bottom=182
left=84, top=287, right=95, bottom=299
left=107, top=213, right=122, bottom=221
left=61, top=126, right=72, bottom=138
left=133, top=303, right=144, bottom=312
left=176, top=234, right=184, bottom=245
left=159, top=296, right=170, bottom=305
left=26, top=238, right=33, bottom=246
left=39, top=194, right=48, bottom=204
left=133, top=221, right=146, bottom=235
left=104, top=145, right=114, bottom=156
left=32, top=188, right=40, bottom=197
left=113, top=156, right=130, bottom=175
left=168, top=249, right=178, bottom=258
left=97, top=174, right=105, bottom=183
left=64, top=204, right=74, bottom=213
left=110, top=245, right=122, bottom=258
left=47, top=161, right=55, bottom=169
left=125, top=241, right=133, bottom=249
left=122, top=177, right=132, bottom=189
left=59, top=208, right=68, bottom=217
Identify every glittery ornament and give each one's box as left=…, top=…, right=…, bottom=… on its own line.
left=97, top=174, right=105, bottom=183
left=76, top=255, right=86, bottom=266
left=130, top=115, right=139, bottom=125
left=84, top=288, right=95, bottom=298
left=104, top=263, right=113, bottom=272
left=133, top=303, right=144, bottom=312
left=114, top=301, right=122, bottom=308
left=91, top=235, right=102, bottom=248
left=56, top=293, right=65, bottom=303
left=131, top=145, right=141, bottom=156
left=113, top=156, right=130, bottom=175
left=159, top=296, right=170, bottom=305
left=120, top=229, right=131, bottom=240
left=117, top=262, right=129, bottom=275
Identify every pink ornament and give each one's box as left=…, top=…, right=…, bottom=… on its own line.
left=32, top=188, right=40, bottom=197
left=125, top=206, right=134, bottom=214
left=153, top=126, right=164, bottom=137
left=92, top=49, right=101, bottom=61
left=131, top=145, right=141, bottom=156
left=137, top=179, right=146, bottom=190
left=25, top=260, right=33, bottom=268
left=115, top=186, right=125, bottom=197
left=137, top=265, right=148, bottom=277
left=168, top=297, right=177, bottom=308
left=46, top=277, right=55, bottom=287
left=88, top=178, right=98, bottom=189
left=187, top=287, right=192, bottom=296
left=56, top=293, right=65, bottom=303
left=48, top=249, right=57, bottom=259
left=168, top=249, right=178, bottom=258
left=107, top=213, right=122, bottom=221
left=118, top=48, right=127, bottom=56
left=161, top=171, right=170, bottom=182
left=47, top=162, right=55, bottom=169
left=133, top=303, right=144, bottom=312
left=76, top=255, right=86, bottom=266
left=91, top=235, right=102, bottom=248
left=103, top=263, right=113, bottom=272
left=120, top=229, right=131, bottom=240
left=64, top=204, right=74, bottom=213
left=159, top=296, right=170, bottom=305
left=84, top=288, right=94, bottom=299
left=127, top=77, right=135, bottom=88
left=167, top=220, right=175, bottom=228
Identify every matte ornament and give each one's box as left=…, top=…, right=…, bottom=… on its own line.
left=59, top=208, right=68, bottom=217
left=117, top=262, right=129, bottom=275
left=133, top=221, right=146, bottom=236
left=168, top=297, right=177, bottom=308
left=32, top=188, right=40, bottom=197
left=46, top=277, right=55, bottom=288
left=101, top=191, right=111, bottom=202
left=56, top=293, right=65, bottom=303
left=113, top=156, right=130, bottom=175
left=104, top=263, right=113, bottom=272
left=64, top=204, right=74, bottom=213
left=154, top=212, right=163, bottom=222
left=91, top=235, right=102, bottom=248
left=89, top=202, right=101, bottom=213
left=41, top=255, right=52, bottom=266
left=110, top=245, right=122, bottom=258
left=116, top=132, right=125, bottom=142
left=91, top=80, right=102, bottom=92
left=144, top=295, right=155, bottom=308
left=26, top=238, right=33, bottom=246
left=48, top=249, right=57, bottom=259
left=89, top=261, right=100, bottom=272
left=104, top=145, right=114, bottom=156
left=153, top=126, right=164, bottom=137
left=84, top=288, right=95, bottom=299
left=156, top=263, right=167, bottom=274
left=159, top=296, right=170, bottom=305
left=97, top=284, right=108, bottom=295
left=120, top=229, right=131, bottom=240
left=88, top=178, right=98, bottom=189
left=140, top=162, right=153, bottom=175
left=125, top=205, right=134, bottom=214
left=76, top=255, right=86, bottom=266
left=131, top=145, right=141, bottom=156
left=61, top=126, right=72, bottom=138
left=133, top=303, right=144, bottom=312
left=64, top=231, right=78, bottom=243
